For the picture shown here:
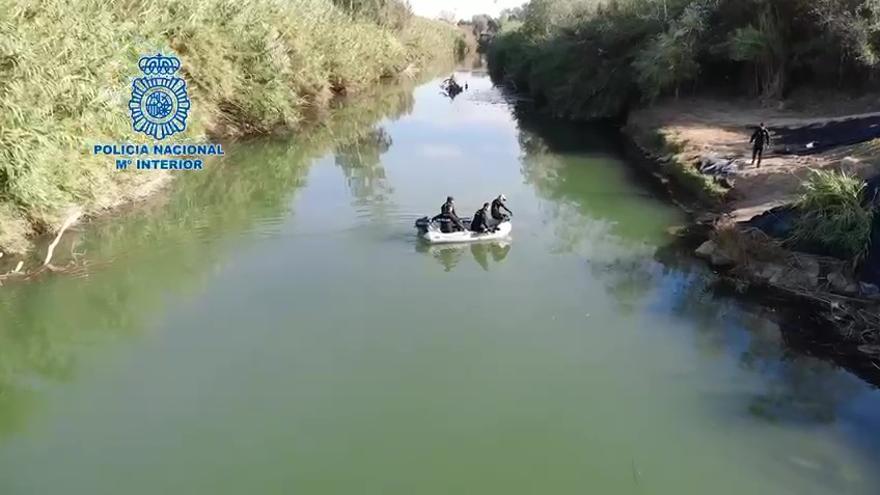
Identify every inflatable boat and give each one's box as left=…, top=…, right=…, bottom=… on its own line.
left=415, top=216, right=512, bottom=244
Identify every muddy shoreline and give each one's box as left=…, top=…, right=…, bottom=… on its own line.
left=619, top=126, right=880, bottom=387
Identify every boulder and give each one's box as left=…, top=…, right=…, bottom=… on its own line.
left=825, top=271, right=859, bottom=296
left=825, top=272, right=849, bottom=292
left=694, top=240, right=716, bottom=259
left=753, top=263, right=785, bottom=283
left=797, top=257, right=821, bottom=282
left=694, top=240, right=734, bottom=267
left=769, top=266, right=818, bottom=290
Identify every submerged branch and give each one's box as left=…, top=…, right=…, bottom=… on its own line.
left=43, top=211, right=81, bottom=268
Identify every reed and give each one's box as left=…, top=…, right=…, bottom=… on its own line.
left=0, top=0, right=462, bottom=253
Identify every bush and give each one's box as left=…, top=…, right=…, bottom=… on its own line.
left=790, top=170, right=874, bottom=259
left=487, top=0, right=880, bottom=119
left=332, top=0, right=413, bottom=30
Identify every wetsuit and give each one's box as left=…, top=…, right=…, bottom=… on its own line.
left=432, top=200, right=466, bottom=231
left=471, top=207, right=491, bottom=233
left=750, top=126, right=771, bottom=167
left=491, top=199, right=512, bottom=222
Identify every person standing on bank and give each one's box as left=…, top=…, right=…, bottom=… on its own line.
left=750, top=122, right=772, bottom=168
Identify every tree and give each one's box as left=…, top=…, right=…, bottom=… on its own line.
left=500, top=6, right=525, bottom=24
left=472, top=14, right=491, bottom=35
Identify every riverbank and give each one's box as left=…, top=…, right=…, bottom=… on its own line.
left=0, top=0, right=463, bottom=258
left=485, top=0, right=880, bottom=381
left=622, top=96, right=880, bottom=383
left=4, top=71, right=879, bottom=494
left=0, top=66, right=435, bottom=282
left=626, top=95, right=880, bottom=217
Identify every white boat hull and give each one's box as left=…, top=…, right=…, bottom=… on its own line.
left=421, top=221, right=512, bottom=245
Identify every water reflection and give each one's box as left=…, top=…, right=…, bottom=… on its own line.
left=518, top=112, right=677, bottom=247
left=651, top=249, right=875, bottom=424
left=331, top=81, right=415, bottom=211
left=512, top=100, right=880, bottom=475
left=0, top=80, right=426, bottom=440
left=0, top=72, right=877, bottom=495
left=471, top=242, right=511, bottom=271
left=441, top=88, right=463, bottom=101
left=416, top=241, right=511, bottom=272
left=335, top=127, right=394, bottom=205
left=587, top=255, right=657, bottom=315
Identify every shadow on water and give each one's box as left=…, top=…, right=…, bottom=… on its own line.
left=513, top=104, right=880, bottom=472
left=0, top=79, right=424, bottom=440
left=516, top=111, right=680, bottom=249
left=415, top=241, right=511, bottom=272
left=1, top=70, right=879, bottom=491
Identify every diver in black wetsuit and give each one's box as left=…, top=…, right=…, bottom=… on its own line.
left=491, top=194, right=512, bottom=222
left=432, top=196, right=466, bottom=232
left=750, top=123, right=771, bottom=168
left=471, top=203, right=492, bottom=233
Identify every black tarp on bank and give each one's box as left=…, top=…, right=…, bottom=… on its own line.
left=770, top=115, right=880, bottom=155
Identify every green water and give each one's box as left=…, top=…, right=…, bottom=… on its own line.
left=1, top=73, right=879, bottom=494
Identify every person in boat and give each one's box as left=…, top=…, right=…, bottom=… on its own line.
left=490, top=194, right=512, bottom=222
left=750, top=122, right=771, bottom=168
left=443, top=75, right=462, bottom=93
left=471, top=202, right=492, bottom=233
left=432, top=196, right=466, bottom=231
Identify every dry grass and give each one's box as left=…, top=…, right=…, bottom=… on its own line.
left=0, top=0, right=462, bottom=253
left=713, top=221, right=791, bottom=266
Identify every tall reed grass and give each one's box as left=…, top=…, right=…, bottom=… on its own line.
left=0, top=0, right=461, bottom=253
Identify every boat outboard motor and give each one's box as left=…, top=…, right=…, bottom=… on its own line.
left=415, top=217, right=431, bottom=235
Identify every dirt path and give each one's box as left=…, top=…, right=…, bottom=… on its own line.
left=628, top=97, right=880, bottom=221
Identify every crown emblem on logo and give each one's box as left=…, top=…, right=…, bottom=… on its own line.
left=129, top=52, right=190, bottom=140
left=138, top=53, right=182, bottom=75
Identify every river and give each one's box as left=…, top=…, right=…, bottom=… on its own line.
left=0, top=71, right=879, bottom=494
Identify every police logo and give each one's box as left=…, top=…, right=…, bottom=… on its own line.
left=129, top=53, right=190, bottom=140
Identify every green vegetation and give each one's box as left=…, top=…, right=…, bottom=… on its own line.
left=0, top=0, right=462, bottom=254
left=0, top=75, right=413, bottom=404
left=790, top=169, right=874, bottom=259
left=0, top=78, right=418, bottom=416
left=488, top=0, right=880, bottom=121
left=628, top=128, right=727, bottom=204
